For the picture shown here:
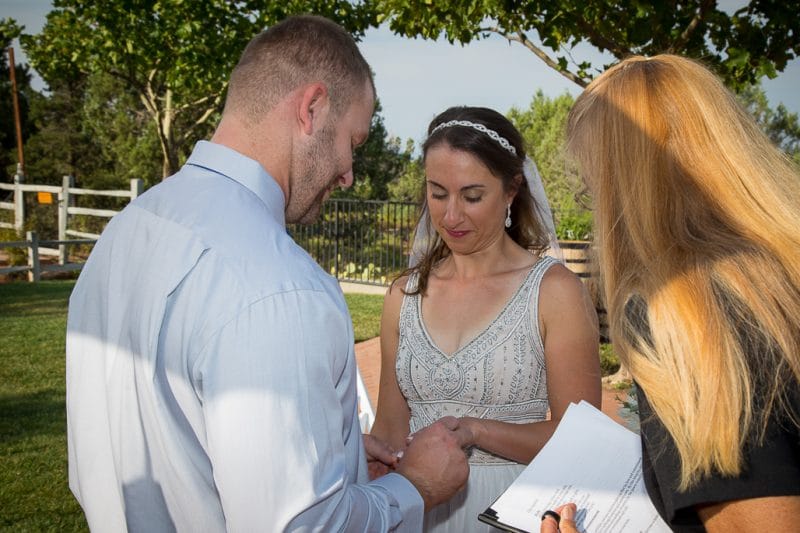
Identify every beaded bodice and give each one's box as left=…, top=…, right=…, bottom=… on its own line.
left=396, top=257, right=556, bottom=464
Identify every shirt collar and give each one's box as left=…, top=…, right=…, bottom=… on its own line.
left=185, top=140, right=286, bottom=226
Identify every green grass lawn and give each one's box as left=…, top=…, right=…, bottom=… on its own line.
left=0, top=280, right=87, bottom=531
left=346, top=292, right=384, bottom=342
left=0, top=279, right=618, bottom=530
left=0, top=280, right=384, bottom=531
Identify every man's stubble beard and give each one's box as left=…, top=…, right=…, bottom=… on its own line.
left=286, top=124, right=338, bottom=225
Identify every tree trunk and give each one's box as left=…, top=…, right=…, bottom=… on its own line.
left=159, top=88, right=179, bottom=179
left=160, top=142, right=180, bottom=179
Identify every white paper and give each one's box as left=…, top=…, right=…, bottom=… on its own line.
left=486, top=401, right=670, bottom=533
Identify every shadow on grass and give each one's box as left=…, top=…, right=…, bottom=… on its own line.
left=0, top=389, right=66, bottom=445
left=0, top=281, right=74, bottom=319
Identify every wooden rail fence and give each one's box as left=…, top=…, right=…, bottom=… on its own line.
left=0, top=175, right=142, bottom=280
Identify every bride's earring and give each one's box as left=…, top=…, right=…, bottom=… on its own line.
left=505, top=204, right=512, bottom=228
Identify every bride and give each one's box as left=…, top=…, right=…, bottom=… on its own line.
left=370, top=106, right=602, bottom=531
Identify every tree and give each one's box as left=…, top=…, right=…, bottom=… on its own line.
left=346, top=101, right=416, bottom=200
left=22, top=0, right=377, bottom=179
left=22, top=76, right=93, bottom=185
left=737, top=84, right=800, bottom=165
left=376, top=0, right=799, bottom=90
left=79, top=72, right=164, bottom=189
left=508, top=90, right=592, bottom=240
left=386, top=141, right=425, bottom=202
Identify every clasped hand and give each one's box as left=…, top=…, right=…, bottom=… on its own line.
left=365, top=416, right=472, bottom=510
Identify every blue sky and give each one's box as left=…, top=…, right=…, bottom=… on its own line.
left=4, top=0, right=799, bottom=146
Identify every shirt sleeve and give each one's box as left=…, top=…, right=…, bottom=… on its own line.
left=638, top=385, right=800, bottom=531
left=194, top=288, right=423, bottom=532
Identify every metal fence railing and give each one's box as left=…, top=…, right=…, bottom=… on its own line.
left=1, top=193, right=607, bottom=339
left=2, top=190, right=598, bottom=291
left=289, top=198, right=419, bottom=285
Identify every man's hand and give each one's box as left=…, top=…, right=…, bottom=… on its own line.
left=395, top=416, right=470, bottom=510
left=363, top=434, right=399, bottom=480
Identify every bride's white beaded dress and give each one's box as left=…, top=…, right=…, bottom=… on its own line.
left=396, top=256, right=557, bottom=532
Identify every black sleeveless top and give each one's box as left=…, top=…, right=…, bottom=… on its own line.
left=627, top=296, right=800, bottom=531
left=638, top=384, right=800, bottom=531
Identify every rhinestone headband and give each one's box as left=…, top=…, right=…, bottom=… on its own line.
left=430, top=119, right=517, bottom=155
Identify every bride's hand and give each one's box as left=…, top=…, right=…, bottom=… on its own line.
left=455, top=416, right=483, bottom=448
left=363, top=434, right=399, bottom=480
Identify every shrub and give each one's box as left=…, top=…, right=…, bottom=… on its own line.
left=599, top=343, right=620, bottom=377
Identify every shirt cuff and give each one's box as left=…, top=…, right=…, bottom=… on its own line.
left=371, top=473, right=424, bottom=532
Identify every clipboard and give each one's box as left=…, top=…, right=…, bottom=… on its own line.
left=471, top=401, right=670, bottom=533
left=477, top=505, right=531, bottom=533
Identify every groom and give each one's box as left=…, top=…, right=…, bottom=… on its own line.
left=66, top=14, right=470, bottom=531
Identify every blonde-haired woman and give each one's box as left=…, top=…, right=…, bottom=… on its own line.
left=566, top=54, right=800, bottom=531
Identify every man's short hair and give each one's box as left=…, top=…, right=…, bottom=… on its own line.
left=225, top=15, right=374, bottom=122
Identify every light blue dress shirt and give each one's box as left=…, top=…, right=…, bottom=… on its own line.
left=66, top=141, right=424, bottom=532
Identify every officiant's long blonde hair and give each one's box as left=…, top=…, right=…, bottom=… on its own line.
left=567, top=54, right=800, bottom=489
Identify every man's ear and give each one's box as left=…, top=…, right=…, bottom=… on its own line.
left=297, top=82, right=330, bottom=136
